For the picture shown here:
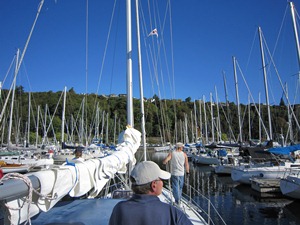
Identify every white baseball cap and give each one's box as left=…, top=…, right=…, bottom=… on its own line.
left=176, top=142, right=184, bottom=148
left=131, top=161, right=171, bottom=185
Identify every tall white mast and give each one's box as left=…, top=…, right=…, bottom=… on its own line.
left=289, top=2, right=300, bottom=136
left=210, top=92, right=215, bottom=143
left=215, top=86, right=221, bottom=142
left=198, top=99, right=203, bottom=143
left=203, top=95, right=208, bottom=144
left=233, top=56, right=243, bottom=143
left=248, top=94, right=251, bottom=141
left=7, top=49, right=19, bottom=147
left=35, top=105, right=40, bottom=148
left=61, top=86, right=67, bottom=145
left=258, top=93, right=261, bottom=142
left=126, top=0, right=133, bottom=127
left=258, top=26, right=272, bottom=140
left=135, top=0, right=147, bottom=160
left=27, top=92, right=31, bottom=146
left=223, top=71, right=232, bottom=143
left=194, top=101, right=198, bottom=142
left=290, top=2, right=300, bottom=67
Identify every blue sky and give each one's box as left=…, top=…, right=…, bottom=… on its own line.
left=1, top=0, right=300, bottom=105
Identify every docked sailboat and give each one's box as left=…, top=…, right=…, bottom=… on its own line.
left=280, top=168, right=300, bottom=199
left=231, top=144, right=300, bottom=184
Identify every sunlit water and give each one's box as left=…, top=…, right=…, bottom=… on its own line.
left=143, top=150, right=300, bottom=225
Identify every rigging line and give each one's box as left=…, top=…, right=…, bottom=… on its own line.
left=2, top=55, right=15, bottom=87
left=141, top=2, right=170, bottom=142
left=109, top=2, right=121, bottom=95
left=260, top=32, right=277, bottom=105
left=295, top=2, right=300, bottom=21
left=90, top=0, right=117, bottom=134
left=0, top=1, right=44, bottom=126
left=155, top=0, right=175, bottom=100
left=245, top=28, right=258, bottom=73
left=85, top=0, right=89, bottom=94
left=149, top=4, right=169, bottom=102
left=16, top=0, right=44, bottom=75
left=211, top=94, right=236, bottom=142
left=218, top=100, right=237, bottom=142
left=262, top=32, right=300, bottom=132
left=139, top=0, right=158, bottom=102
left=44, top=90, right=65, bottom=135
left=271, top=3, right=288, bottom=59
left=152, top=1, right=172, bottom=101
left=95, top=0, right=117, bottom=95
left=140, top=1, right=164, bottom=100
left=235, top=60, right=270, bottom=138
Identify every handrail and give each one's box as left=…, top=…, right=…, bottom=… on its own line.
left=183, top=181, right=227, bottom=225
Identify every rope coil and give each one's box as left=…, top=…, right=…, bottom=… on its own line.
left=0, top=172, right=57, bottom=225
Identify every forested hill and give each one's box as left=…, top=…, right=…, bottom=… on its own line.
left=1, top=86, right=299, bottom=145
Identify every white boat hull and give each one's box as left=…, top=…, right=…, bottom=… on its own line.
left=231, top=165, right=295, bottom=185
left=214, top=164, right=233, bottom=175
left=280, top=174, right=300, bottom=199
left=193, top=154, right=219, bottom=165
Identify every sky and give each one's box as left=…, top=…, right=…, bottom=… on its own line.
left=1, top=0, right=300, bottom=105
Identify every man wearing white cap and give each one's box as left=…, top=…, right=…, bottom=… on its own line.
left=109, top=161, right=192, bottom=225
left=163, top=142, right=189, bottom=205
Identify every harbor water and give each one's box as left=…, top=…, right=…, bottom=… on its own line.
left=146, top=150, right=300, bottom=225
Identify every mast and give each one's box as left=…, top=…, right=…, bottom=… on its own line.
left=35, top=105, right=40, bottom=148
left=286, top=84, right=294, bottom=143
left=258, top=26, right=272, bottom=140
left=106, top=113, right=109, bottom=145
left=233, top=56, right=243, bottom=143
left=258, top=93, right=261, bottom=143
left=184, top=114, right=188, bottom=144
left=203, top=95, right=208, bottom=144
left=210, top=92, right=215, bottom=143
left=198, top=99, right=203, bottom=143
left=290, top=2, right=300, bottom=67
left=7, top=49, right=19, bottom=147
left=215, top=86, right=221, bottom=142
left=289, top=2, right=300, bottom=135
left=191, top=110, right=194, bottom=142
left=26, top=92, right=31, bottom=146
left=248, top=94, right=251, bottom=141
left=61, top=86, right=67, bottom=145
left=126, top=0, right=133, bottom=127
left=135, top=0, right=147, bottom=160
left=194, top=101, right=198, bottom=142
left=223, top=71, right=232, bottom=143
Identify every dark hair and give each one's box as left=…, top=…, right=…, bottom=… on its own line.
left=130, top=176, right=152, bottom=194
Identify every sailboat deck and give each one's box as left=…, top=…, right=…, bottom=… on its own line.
left=29, top=198, right=123, bottom=225
left=28, top=196, right=207, bottom=225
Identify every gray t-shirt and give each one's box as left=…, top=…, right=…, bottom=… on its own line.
left=170, top=151, right=185, bottom=176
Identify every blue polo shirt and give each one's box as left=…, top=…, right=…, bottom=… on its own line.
left=109, top=194, right=193, bottom=225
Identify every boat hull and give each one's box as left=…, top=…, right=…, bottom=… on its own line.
left=280, top=175, right=300, bottom=199
left=231, top=166, right=290, bottom=185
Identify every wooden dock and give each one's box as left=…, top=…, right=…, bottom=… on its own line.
left=250, top=178, right=281, bottom=193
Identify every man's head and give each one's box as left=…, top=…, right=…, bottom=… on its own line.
left=176, top=142, right=183, bottom=149
left=130, top=161, right=170, bottom=195
left=74, top=148, right=83, bottom=158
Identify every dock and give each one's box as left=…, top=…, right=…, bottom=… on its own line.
left=250, top=178, right=281, bottom=193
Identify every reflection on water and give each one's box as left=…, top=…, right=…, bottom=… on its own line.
left=141, top=150, right=300, bottom=225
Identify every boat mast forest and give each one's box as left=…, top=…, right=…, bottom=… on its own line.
left=0, top=86, right=299, bottom=147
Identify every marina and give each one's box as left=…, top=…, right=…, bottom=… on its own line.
left=150, top=150, right=300, bottom=225
left=1, top=0, right=300, bottom=224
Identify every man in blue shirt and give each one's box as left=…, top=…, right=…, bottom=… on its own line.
left=109, top=161, right=193, bottom=225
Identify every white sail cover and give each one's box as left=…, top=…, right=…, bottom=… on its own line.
left=2, top=127, right=141, bottom=225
